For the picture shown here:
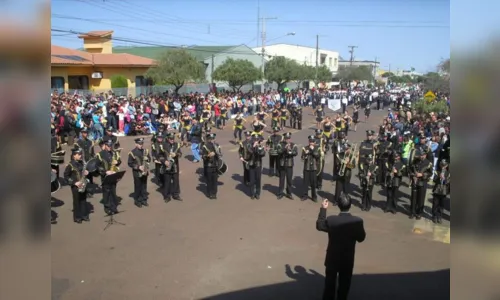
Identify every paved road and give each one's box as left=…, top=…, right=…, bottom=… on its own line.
left=51, top=106, right=450, bottom=300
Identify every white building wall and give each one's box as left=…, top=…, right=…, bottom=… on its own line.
left=252, top=44, right=339, bottom=74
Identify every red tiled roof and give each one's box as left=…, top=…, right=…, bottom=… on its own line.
left=51, top=45, right=156, bottom=67
left=77, top=30, right=114, bottom=38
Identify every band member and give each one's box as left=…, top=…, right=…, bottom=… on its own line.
left=376, top=133, right=393, bottom=186
left=343, top=112, right=353, bottom=136
left=409, top=149, right=433, bottom=219
left=96, top=140, right=121, bottom=215
left=314, top=129, right=326, bottom=191
left=352, top=103, right=360, bottom=132
left=431, top=159, right=450, bottom=223
left=289, top=104, right=297, bottom=128
left=332, top=131, right=347, bottom=176
left=385, top=152, right=405, bottom=214
left=320, top=117, right=334, bottom=152
left=232, top=112, right=246, bottom=142
left=301, top=135, right=321, bottom=202
left=314, top=106, right=325, bottom=129
left=102, top=126, right=121, bottom=149
left=238, top=131, right=253, bottom=186
left=200, top=104, right=212, bottom=130
left=358, top=130, right=377, bottom=170
left=63, top=147, right=90, bottom=223
left=180, top=112, right=192, bottom=144
left=277, top=132, right=298, bottom=200
left=200, top=133, right=222, bottom=199
left=250, top=116, right=266, bottom=136
left=190, top=119, right=203, bottom=163
left=151, top=134, right=165, bottom=186
left=163, top=133, right=183, bottom=202
left=279, top=105, right=289, bottom=128
left=128, top=138, right=151, bottom=208
left=257, top=108, right=268, bottom=125
left=364, top=102, right=371, bottom=121
left=247, top=134, right=266, bottom=199
left=292, top=105, right=302, bottom=129
left=271, top=105, right=280, bottom=128
left=334, top=142, right=355, bottom=204
left=152, top=124, right=166, bottom=144
left=51, top=126, right=63, bottom=179
left=76, top=128, right=95, bottom=193
left=333, top=113, right=345, bottom=139
left=415, top=133, right=434, bottom=162
left=266, top=127, right=283, bottom=177
left=219, top=103, right=228, bottom=129
left=360, top=154, right=378, bottom=211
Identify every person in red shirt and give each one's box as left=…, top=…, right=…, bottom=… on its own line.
left=213, top=101, right=221, bottom=129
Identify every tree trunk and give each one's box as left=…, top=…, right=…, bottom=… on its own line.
left=174, top=84, right=184, bottom=95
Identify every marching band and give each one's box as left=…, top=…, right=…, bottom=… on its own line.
left=51, top=104, right=450, bottom=225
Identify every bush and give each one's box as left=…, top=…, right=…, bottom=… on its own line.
left=110, top=75, right=129, bottom=88
left=414, top=99, right=449, bottom=114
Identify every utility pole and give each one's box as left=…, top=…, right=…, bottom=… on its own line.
left=211, top=54, right=215, bottom=91
left=315, top=34, right=319, bottom=84
left=373, top=56, right=378, bottom=79
left=256, top=0, right=260, bottom=48
left=260, top=16, right=277, bottom=93
left=348, top=45, right=357, bottom=67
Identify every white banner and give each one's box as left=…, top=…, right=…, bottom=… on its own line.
left=327, top=99, right=341, bottom=111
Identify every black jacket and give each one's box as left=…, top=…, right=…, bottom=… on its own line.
left=316, top=209, right=366, bottom=267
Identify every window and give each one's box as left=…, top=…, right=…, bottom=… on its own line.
left=68, top=75, right=89, bottom=90
left=320, top=54, right=327, bottom=65
left=136, top=76, right=154, bottom=87
left=334, top=58, right=338, bottom=67
left=329, top=57, right=332, bottom=67
left=51, top=77, right=65, bottom=90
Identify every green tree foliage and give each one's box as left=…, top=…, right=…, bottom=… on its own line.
left=337, top=65, right=374, bottom=82
left=212, top=58, right=261, bottom=92
left=422, top=71, right=449, bottom=94
left=381, top=72, right=395, bottom=78
left=265, top=56, right=299, bottom=90
left=312, top=65, right=334, bottom=85
left=414, top=99, right=449, bottom=114
left=291, top=64, right=315, bottom=88
left=110, top=74, right=128, bottom=88
left=144, top=49, right=205, bottom=94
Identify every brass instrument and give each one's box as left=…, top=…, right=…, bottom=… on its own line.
left=77, top=160, right=90, bottom=193
left=138, top=150, right=150, bottom=177
left=111, top=148, right=122, bottom=172
left=339, top=143, right=357, bottom=177
left=164, top=146, right=177, bottom=172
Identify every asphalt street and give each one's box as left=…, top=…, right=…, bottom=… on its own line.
left=51, top=106, right=450, bottom=300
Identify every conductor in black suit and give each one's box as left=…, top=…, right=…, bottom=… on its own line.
left=316, top=193, right=366, bottom=300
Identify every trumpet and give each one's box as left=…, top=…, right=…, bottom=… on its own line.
left=111, top=148, right=122, bottom=172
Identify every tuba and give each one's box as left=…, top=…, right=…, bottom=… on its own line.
left=339, top=143, right=357, bottom=177
left=77, top=161, right=90, bottom=193
left=139, top=150, right=150, bottom=177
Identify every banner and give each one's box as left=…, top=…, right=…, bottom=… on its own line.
left=327, top=99, right=341, bottom=111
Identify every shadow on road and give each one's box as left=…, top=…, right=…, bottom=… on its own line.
left=231, top=173, right=248, bottom=197
left=200, top=265, right=450, bottom=300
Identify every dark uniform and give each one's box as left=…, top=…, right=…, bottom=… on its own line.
left=63, top=148, right=89, bottom=223
left=102, top=126, right=121, bottom=149
left=289, top=104, right=297, bottom=128
left=408, top=150, right=433, bottom=219
left=96, top=140, right=121, bottom=215
left=314, top=129, right=326, bottom=191
left=359, top=154, right=378, bottom=211
left=238, top=131, right=253, bottom=186
left=294, top=106, right=303, bottom=129
left=431, top=159, right=450, bottom=223
left=277, top=132, right=297, bottom=200
left=301, top=135, right=321, bottom=202
left=385, top=153, right=405, bottom=214
left=247, top=135, right=266, bottom=199
left=51, top=129, right=62, bottom=180
left=76, top=129, right=95, bottom=191
left=333, top=142, right=354, bottom=204
left=151, top=124, right=166, bottom=144
left=376, top=134, right=393, bottom=186
left=266, top=127, right=283, bottom=177
left=200, top=133, right=222, bottom=199
left=358, top=130, right=377, bottom=169
left=128, top=138, right=151, bottom=208
left=151, top=134, right=165, bottom=186
left=162, top=133, right=183, bottom=202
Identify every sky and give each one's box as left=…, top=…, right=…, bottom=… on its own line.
left=50, top=0, right=452, bottom=73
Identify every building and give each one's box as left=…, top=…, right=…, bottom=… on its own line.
left=113, top=44, right=263, bottom=91
left=252, top=43, right=339, bottom=88
left=51, top=31, right=157, bottom=95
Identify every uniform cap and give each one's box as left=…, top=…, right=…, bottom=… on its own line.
left=135, top=138, right=144, bottom=144
left=273, top=126, right=280, bottom=132
left=315, top=129, right=323, bottom=135
left=206, top=133, right=216, bottom=139
left=71, top=147, right=82, bottom=155
left=308, top=135, right=316, bottom=141
left=244, top=131, right=252, bottom=136
left=283, top=132, right=292, bottom=139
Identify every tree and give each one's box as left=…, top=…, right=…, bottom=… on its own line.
left=144, top=49, right=205, bottom=94
left=291, top=64, right=315, bottom=89
left=422, top=71, right=449, bottom=94
left=381, top=72, right=395, bottom=78
left=310, top=65, right=333, bottom=87
left=110, top=74, right=128, bottom=88
left=212, top=58, right=261, bottom=92
left=265, top=56, right=300, bottom=90
left=438, top=58, right=450, bottom=74
left=337, top=65, right=374, bottom=82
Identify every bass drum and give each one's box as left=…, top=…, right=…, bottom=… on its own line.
left=51, top=174, right=60, bottom=194
left=85, top=158, right=99, bottom=173
left=217, top=159, right=228, bottom=175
